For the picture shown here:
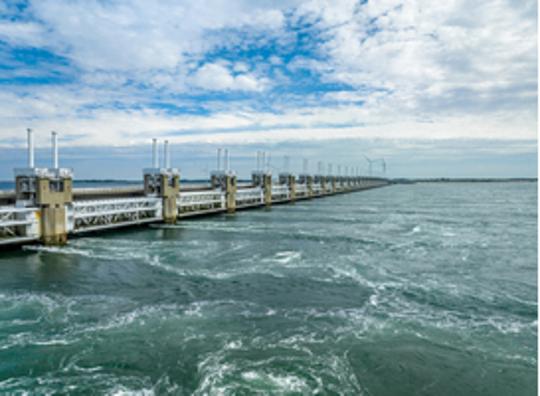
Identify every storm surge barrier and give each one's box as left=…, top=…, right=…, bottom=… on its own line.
left=0, top=132, right=388, bottom=247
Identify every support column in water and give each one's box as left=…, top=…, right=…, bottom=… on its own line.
left=161, top=174, right=180, bottom=223
left=36, top=174, right=73, bottom=245
left=14, top=130, right=73, bottom=245
left=279, top=173, right=296, bottom=202
left=263, top=173, right=272, bottom=207
left=225, top=174, right=237, bottom=213
left=306, top=175, right=313, bottom=197
left=143, top=139, right=180, bottom=224
left=330, top=176, right=336, bottom=194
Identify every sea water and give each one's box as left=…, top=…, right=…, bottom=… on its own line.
left=0, top=182, right=536, bottom=395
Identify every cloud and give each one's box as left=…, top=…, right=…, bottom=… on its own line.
left=302, top=0, right=537, bottom=116
left=20, top=0, right=290, bottom=73
left=0, top=21, right=47, bottom=47
left=0, top=0, right=535, bottom=162
left=189, top=62, right=267, bottom=92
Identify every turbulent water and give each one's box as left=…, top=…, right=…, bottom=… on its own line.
left=0, top=182, right=536, bottom=395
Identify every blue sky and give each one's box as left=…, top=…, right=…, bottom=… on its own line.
left=0, top=0, right=537, bottom=179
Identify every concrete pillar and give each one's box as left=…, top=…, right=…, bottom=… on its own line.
left=306, top=175, right=313, bottom=197
left=263, top=174, right=272, bottom=207
left=36, top=176, right=73, bottom=245
left=144, top=171, right=180, bottom=223
left=280, top=174, right=296, bottom=202
left=41, top=206, right=67, bottom=245
left=288, top=175, right=296, bottom=202
left=331, top=176, right=337, bottom=194
left=225, top=174, right=237, bottom=213
left=320, top=176, right=327, bottom=195
left=161, top=174, right=180, bottom=223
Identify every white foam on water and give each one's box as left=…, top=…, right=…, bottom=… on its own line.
left=146, top=254, right=188, bottom=277
left=23, top=245, right=121, bottom=261
left=107, top=386, right=154, bottom=396
left=272, top=251, right=302, bottom=265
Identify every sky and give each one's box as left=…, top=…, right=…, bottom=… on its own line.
left=0, top=0, right=537, bottom=179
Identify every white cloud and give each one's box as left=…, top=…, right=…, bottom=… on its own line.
left=189, top=63, right=267, bottom=91
left=0, top=21, right=47, bottom=47
left=303, top=0, right=537, bottom=115
left=0, top=0, right=535, bottom=153
left=21, top=0, right=290, bottom=73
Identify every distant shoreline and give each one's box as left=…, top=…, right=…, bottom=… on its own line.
left=391, top=178, right=537, bottom=184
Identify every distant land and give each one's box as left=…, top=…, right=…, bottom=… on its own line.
left=0, top=178, right=537, bottom=192
left=391, top=178, right=537, bottom=184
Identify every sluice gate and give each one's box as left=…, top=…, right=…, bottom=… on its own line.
left=0, top=132, right=388, bottom=248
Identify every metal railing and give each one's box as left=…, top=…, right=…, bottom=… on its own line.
left=271, top=185, right=289, bottom=200
left=177, top=190, right=225, bottom=213
left=312, top=183, right=323, bottom=195
left=70, top=197, right=162, bottom=233
left=236, top=187, right=263, bottom=206
left=296, top=184, right=309, bottom=197
left=0, top=206, right=40, bottom=244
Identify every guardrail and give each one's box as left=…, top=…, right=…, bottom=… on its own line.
left=296, top=184, right=308, bottom=197
left=271, top=185, right=289, bottom=201
left=312, top=183, right=323, bottom=195
left=177, top=190, right=225, bottom=214
left=236, top=187, right=263, bottom=207
left=0, top=206, right=40, bottom=244
left=70, top=197, right=162, bottom=233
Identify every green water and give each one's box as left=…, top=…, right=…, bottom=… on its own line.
left=0, top=182, right=536, bottom=395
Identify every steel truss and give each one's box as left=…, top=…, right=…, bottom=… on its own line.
left=271, top=185, right=290, bottom=200
left=312, top=183, right=323, bottom=195
left=296, top=184, right=309, bottom=197
left=236, top=187, right=263, bottom=206
left=177, top=190, right=225, bottom=213
left=0, top=206, right=39, bottom=244
left=70, top=197, right=162, bottom=232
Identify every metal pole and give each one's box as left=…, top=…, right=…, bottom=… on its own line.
left=328, top=163, right=332, bottom=175
left=217, top=148, right=222, bottom=171
left=164, top=140, right=170, bottom=169
left=266, top=153, right=271, bottom=173
left=152, top=138, right=158, bottom=168
left=224, top=149, right=229, bottom=172
left=27, top=128, right=34, bottom=168
left=261, top=152, right=266, bottom=172
left=303, top=158, right=308, bottom=173
left=256, top=151, right=260, bottom=171
left=51, top=131, right=58, bottom=169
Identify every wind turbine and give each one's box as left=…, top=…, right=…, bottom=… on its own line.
left=364, top=156, right=386, bottom=176
left=364, top=156, right=373, bottom=176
